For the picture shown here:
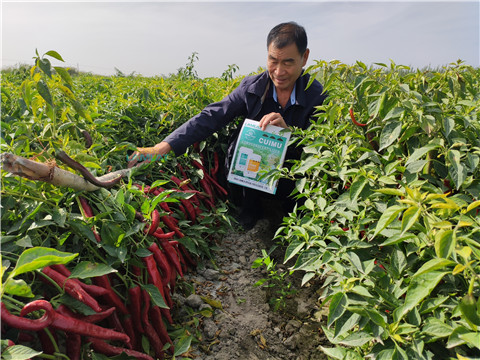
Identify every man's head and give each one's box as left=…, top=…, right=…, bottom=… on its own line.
left=266, top=22, right=310, bottom=92
left=267, top=22, right=308, bottom=56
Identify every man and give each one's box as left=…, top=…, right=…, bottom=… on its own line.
left=133, top=21, right=327, bottom=229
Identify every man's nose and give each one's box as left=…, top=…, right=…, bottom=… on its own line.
left=275, top=63, right=286, bottom=75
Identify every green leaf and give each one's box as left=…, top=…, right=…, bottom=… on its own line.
left=38, top=58, right=52, bottom=78
left=67, top=220, right=98, bottom=243
left=284, top=239, right=305, bottom=264
left=337, top=331, right=373, bottom=347
left=201, top=296, right=223, bottom=310
left=304, top=198, right=315, bottom=211
left=334, top=312, right=361, bottom=339
left=375, top=188, right=405, bottom=197
left=372, top=205, right=404, bottom=239
left=319, top=346, right=361, bottom=360
left=459, top=332, right=480, bottom=349
left=401, top=206, right=421, bottom=234
left=443, top=117, right=455, bottom=138
left=3, top=278, right=35, bottom=298
left=45, top=50, right=64, bottom=61
left=393, top=271, right=447, bottom=322
left=70, top=262, right=117, bottom=279
left=54, top=67, right=73, bottom=86
left=466, top=200, right=480, bottom=213
left=379, top=233, right=416, bottom=246
left=295, top=157, right=322, bottom=174
left=405, top=160, right=428, bottom=174
left=422, top=317, right=453, bottom=338
left=1, top=344, right=42, bottom=360
left=10, top=247, right=77, bottom=278
left=447, top=149, right=467, bottom=190
left=459, top=294, right=480, bottom=327
left=413, top=258, right=455, bottom=278
left=143, top=284, right=169, bottom=309
left=434, top=229, right=456, bottom=259
left=174, top=334, right=193, bottom=356
left=100, top=221, right=125, bottom=246
left=405, top=143, right=441, bottom=166
left=328, top=292, right=347, bottom=327
left=36, top=80, right=53, bottom=107
left=349, top=175, right=367, bottom=202
left=379, top=121, right=402, bottom=151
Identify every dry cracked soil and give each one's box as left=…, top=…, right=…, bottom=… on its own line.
left=172, top=213, right=330, bottom=360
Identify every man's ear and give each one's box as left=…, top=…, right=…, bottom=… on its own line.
left=302, top=49, right=310, bottom=66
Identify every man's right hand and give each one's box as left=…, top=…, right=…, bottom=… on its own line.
left=127, top=141, right=172, bottom=168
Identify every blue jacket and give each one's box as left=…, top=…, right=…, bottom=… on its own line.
left=163, top=71, right=326, bottom=156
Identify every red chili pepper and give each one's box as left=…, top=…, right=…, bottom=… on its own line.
left=0, top=302, right=53, bottom=331
left=158, top=201, right=173, bottom=214
left=79, top=196, right=94, bottom=217
left=211, top=151, right=220, bottom=181
left=152, top=230, right=176, bottom=240
left=66, top=333, right=82, bottom=360
left=199, top=178, right=215, bottom=203
left=56, top=304, right=115, bottom=324
left=175, top=247, right=187, bottom=276
left=159, top=238, right=184, bottom=278
left=178, top=204, right=189, bottom=220
left=349, top=108, right=367, bottom=127
left=141, top=289, right=165, bottom=359
left=128, top=286, right=144, bottom=334
left=17, top=331, right=35, bottom=343
left=147, top=209, right=160, bottom=235
left=88, top=337, right=154, bottom=360
left=176, top=163, right=188, bottom=179
left=121, top=316, right=138, bottom=352
left=180, top=199, right=197, bottom=223
left=169, top=260, right=177, bottom=293
left=78, top=197, right=102, bottom=242
left=37, top=328, right=56, bottom=355
left=142, top=254, right=168, bottom=305
left=150, top=305, right=174, bottom=354
left=135, top=210, right=146, bottom=222
left=179, top=243, right=197, bottom=268
left=192, top=159, right=228, bottom=197
left=20, top=300, right=130, bottom=344
left=92, top=275, right=129, bottom=316
left=50, top=264, right=109, bottom=297
left=148, top=243, right=172, bottom=288
left=42, top=266, right=102, bottom=312
left=161, top=215, right=184, bottom=238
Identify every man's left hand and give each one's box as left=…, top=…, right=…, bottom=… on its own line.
left=259, top=112, right=289, bottom=131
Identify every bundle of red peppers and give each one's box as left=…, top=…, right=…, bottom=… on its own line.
left=1, top=151, right=227, bottom=360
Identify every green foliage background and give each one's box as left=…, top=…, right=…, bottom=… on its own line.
left=1, top=51, right=480, bottom=359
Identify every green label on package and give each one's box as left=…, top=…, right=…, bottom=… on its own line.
left=228, top=119, right=291, bottom=194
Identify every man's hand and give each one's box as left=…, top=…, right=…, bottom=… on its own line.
left=259, top=112, right=289, bottom=131
left=127, top=141, right=172, bottom=168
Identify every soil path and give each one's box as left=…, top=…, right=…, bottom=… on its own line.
left=173, top=217, right=330, bottom=360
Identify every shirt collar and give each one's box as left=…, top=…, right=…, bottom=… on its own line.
left=273, top=83, right=297, bottom=107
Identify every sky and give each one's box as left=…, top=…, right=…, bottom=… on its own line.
left=1, top=1, right=479, bottom=78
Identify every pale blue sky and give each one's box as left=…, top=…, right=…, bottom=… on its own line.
left=2, top=1, right=479, bottom=77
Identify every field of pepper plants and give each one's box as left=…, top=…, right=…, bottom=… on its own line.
left=1, top=49, right=479, bottom=360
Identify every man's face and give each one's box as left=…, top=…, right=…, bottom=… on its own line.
left=267, top=42, right=309, bottom=92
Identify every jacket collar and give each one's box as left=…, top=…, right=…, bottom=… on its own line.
left=247, top=70, right=309, bottom=107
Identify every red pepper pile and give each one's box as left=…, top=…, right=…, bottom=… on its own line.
left=1, top=151, right=228, bottom=359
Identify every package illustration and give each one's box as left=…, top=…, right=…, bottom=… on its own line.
left=228, top=119, right=291, bottom=194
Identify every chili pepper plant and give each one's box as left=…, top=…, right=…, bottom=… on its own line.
left=1, top=50, right=238, bottom=359
left=264, top=60, right=480, bottom=359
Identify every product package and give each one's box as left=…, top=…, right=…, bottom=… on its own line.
left=227, top=119, right=291, bottom=194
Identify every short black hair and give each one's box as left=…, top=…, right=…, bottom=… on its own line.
left=267, top=22, right=308, bottom=55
